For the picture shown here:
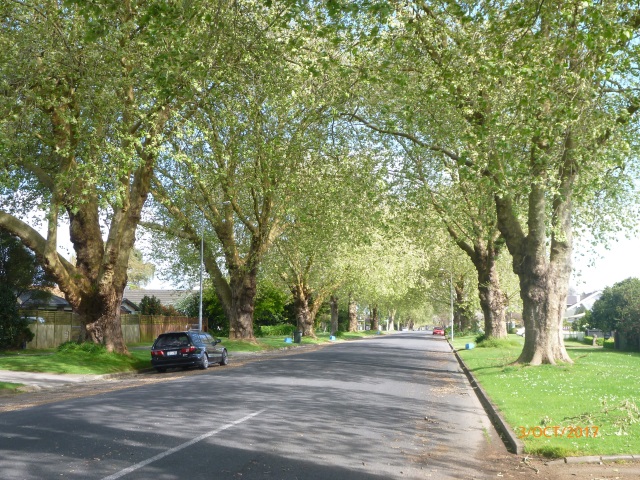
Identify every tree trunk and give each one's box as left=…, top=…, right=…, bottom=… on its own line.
left=78, top=287, right=127, bottom=353
left=291, top=282, right=315, bottom=337
left=477, top=266, right=507, bottom=339
left=227, top=266, right=257, bottom=340
left=446, top=226, right=508, bottom=340
left=453, top=282, right=470, bottom=332
left=370, top=305, right=380, bottom=331
left=472, top=246, right=508, bottom=339
left=348, top=295, right=358, bottom=332
left=330, top=295, right=339, bottom=335
left=388, top=309, right=396, bottom=331
left=515, top=265, right=572, bottom=365
left=495, top=149, right=575, bottom=365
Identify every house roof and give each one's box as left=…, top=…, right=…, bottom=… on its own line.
left=19, top=290, right=149, bottom=314
left=18, top=290, right=72, bottom=310
left=564, top=290, right=603, bottom=318
left=122, top=288, right=195, bottom=307
left=120, top=298, right=140, bottom=314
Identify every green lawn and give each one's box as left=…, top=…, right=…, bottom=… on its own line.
left=452, top=335, right=640, bottom=457
left=0, top=346, right=150, bottom=375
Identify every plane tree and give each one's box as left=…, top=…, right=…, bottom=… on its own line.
left=343, top=1, right=640, bottom=364
left=395, top=148, right=510, bottom=338
left=145, top=18, right=350, bottom=340
left=0, top=0, right=250, bottom=352
left=262, top=137, right=389, bottom=338
left=338, top=223, right=432, bottom=332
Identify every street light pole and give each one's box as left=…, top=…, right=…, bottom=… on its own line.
left=449, top=270, right=454, bottom=341
left=198, top=232, right=203, bottom=332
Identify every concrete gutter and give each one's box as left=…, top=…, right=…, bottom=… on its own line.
left=449, top=343, right=524, bottom=454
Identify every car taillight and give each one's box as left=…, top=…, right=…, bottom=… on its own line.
left=180, top=346, right=197, bottom=354
left=151, top=350, right=164, bottom=357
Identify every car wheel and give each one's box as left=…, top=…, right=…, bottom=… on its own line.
left=155, top=367, right=167, bottom=373
left=219, top=350, right=228, bottom=366
left=200, top=354, right=209, bottom=370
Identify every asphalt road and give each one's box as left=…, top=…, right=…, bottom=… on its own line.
left=0, top=332, right=502, bottom=479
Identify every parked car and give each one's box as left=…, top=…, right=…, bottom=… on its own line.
left=516, top=327, right=525, bottom=337
left=432, top=327, right=445, bottom=336
left=150, top=331, right=228, bottom=373
left=23, top=316, right=46, bottom=324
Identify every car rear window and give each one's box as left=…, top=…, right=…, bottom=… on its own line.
left=155, top=333, right=190, bottom=348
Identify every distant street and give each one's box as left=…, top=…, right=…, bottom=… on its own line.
left=0, top=333, right=504, bottom=479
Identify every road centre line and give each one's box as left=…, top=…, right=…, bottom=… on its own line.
left=101, top=409, right=266, bottom=480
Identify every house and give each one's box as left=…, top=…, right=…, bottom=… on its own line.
left=18, top=290, right=72, bottom=311
left=120, top=298, right=140, bottom=314
left=19, top=290, right=141, bottom=314
left=122, top=288, right=195, bottom=308
left=564, top=291, right=603, bottom=322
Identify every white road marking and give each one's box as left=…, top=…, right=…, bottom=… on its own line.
left=101, top=409, right=266, bottom=480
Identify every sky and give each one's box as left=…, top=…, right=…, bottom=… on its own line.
left=571, top=233, right=640, bottom=294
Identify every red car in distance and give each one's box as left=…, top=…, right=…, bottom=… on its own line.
left=432, top=327, right=445, bottom=336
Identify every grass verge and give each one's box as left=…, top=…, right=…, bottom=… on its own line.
left=0, top=381, right=24, bottom=392
left=452, top=334, right=640, bottom=457
left=0, top=330, right=382, bottom=382
left=0, top=343, right=150, bottom=375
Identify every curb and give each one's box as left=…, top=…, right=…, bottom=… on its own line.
left=550, top=454, right=640, bottom=464
left=449, top=343, right=524, bottom=454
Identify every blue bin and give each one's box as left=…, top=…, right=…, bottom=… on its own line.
left=465, top=343, right=475, bottom=350
left=284, top=337, right=293, bottom=343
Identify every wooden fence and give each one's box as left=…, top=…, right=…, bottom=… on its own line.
left=21, top=311, right=202, bottom=349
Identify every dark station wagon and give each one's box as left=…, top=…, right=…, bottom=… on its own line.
left=150, top=331, right=228, bottom=373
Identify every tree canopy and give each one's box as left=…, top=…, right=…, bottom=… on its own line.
left=589, top=278, right=640, bottom=336
left=0, top=229, right=53, bottom=297
left=2, top=1, right=640, bottom=362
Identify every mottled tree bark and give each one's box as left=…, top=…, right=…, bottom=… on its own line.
left=388, top=309, right=396, bottom=331
left=495, top=140, right=575, bottom=365
left=447, top=226, right=508, bottom=340
left=348, top=295, right=358, bottom=332
left=330, top=295, right=339, bottom=335
left=370, top=305, right=380, bottom=331
left=227, top=266, right=258, bottom=339
left=291, top=282, right=315, bottom=337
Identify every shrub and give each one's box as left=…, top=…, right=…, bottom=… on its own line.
left=583, top=335, right=605, bottom=347
left=139, top=295, right=163, bottom=315
left=0, top=287, right=34, bottom=349
left=256, top=324, right=295, bottom=337
left=604, top=338, right=615, bottom=349
left=590, top=278, right=640, bottom=338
